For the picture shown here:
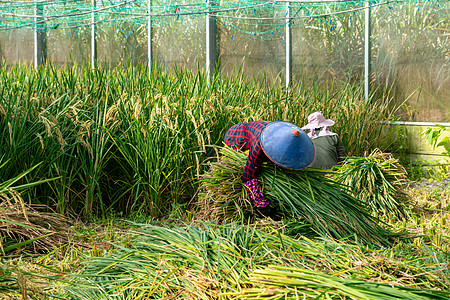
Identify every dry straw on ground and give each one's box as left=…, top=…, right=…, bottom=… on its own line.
left=0, top=199, right=82, bottom=254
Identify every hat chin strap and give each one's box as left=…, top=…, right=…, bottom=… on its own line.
left=307, top=127, right=337, bottom=139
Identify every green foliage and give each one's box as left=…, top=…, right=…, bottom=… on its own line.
left=422, top=124, right=450, bottom=157
left=416, top=125, right=450, bottom=181
left=406, top=160, right=449, bottom=182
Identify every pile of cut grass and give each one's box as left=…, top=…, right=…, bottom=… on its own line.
left=198, top=147, right=395, bottom=247
left=0, top=202, right=78, bottom=254
left=0, top=161, right=80, bottom=255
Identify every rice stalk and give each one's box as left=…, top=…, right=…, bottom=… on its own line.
left=333, top=148, right=409, bottom=221
left=262, top=166, right=394, bottom=247
left=227, top=265, right=450, bottom=299
left=196, top=148, right=254, bottom=223
left=0, top=201, right=88, bottom=254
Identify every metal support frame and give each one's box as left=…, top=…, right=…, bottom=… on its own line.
left=286, top=2, right=292, bottom=91
left=34, top=3, right=46, bottom=68
left=91, top=0, right=97, bottom=68
left=364, top=1, right=371, bottom=102
left=206, top=0, right=218, bottom=81
left=148, top=0, right=153, bottom=76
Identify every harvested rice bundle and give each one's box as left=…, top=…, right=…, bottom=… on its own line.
left=333, top=148, right=409, bottom=220
left=198, top=147, right=393, bottom=246
left=196, top=147, right=255, bottom=223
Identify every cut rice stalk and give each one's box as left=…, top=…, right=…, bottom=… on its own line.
left=227, top=265, right=450, bottom=300
left=333, top=148, right=409, bottom=220
left=260, top=164, right=394, bottom=246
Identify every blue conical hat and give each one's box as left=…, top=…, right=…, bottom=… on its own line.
left=260, top=121, right=315, bottom=170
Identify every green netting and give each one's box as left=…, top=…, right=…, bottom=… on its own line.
left=0, top=0, right=444, bottom=35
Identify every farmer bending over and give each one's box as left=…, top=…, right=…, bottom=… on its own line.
left=301, top=111, right=346, bottom=170
left=224, top=121, right=315, bottom=208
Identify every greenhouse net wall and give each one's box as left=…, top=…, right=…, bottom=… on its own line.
left=0, top=0, right=448, bottom=122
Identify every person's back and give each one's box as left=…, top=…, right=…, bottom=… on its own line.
left=309, top=130, right=346, bottom=170
left=301, top=112, right=346, bottom=170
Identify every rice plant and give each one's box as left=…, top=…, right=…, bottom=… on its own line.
left=0, top=62, right=398, bottom=219
left=333, top=148, right=409, bottom=220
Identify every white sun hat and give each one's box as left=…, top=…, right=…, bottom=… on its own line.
left=301, top=111, right=335, bottom=130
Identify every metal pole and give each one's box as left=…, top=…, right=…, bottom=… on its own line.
left=206, top=0, right=218, bottom=82
left=34, top=3, right=46, bottom=68
left=91, top=0, right=97, bottom=68
left=364, top=1, right=371, bottom=102
left=148, top=0, right=153, bottom=77
left=286, top=1, right=292, bottom=90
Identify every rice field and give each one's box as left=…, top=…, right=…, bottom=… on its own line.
left=0, top=63, right=449, bottom=299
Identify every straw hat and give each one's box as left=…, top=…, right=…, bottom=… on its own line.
left=301, top=111, right=335, bottom=130
left=260, top=121, right=315, bottom=170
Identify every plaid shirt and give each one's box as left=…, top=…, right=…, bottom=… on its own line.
left=224, top=121, right=271, bottom=182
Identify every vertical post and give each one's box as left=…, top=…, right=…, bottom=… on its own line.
left=364, top=1, right=371, bottom=102
left=34, top=3, right=46, bottom=68
left=148, top=0, right=153, bottom=77
left=206, top=0, right=218, bottom=82
left=286, top=1, right=292, bottom=91
left=91, top=0, right=97, bottom=68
